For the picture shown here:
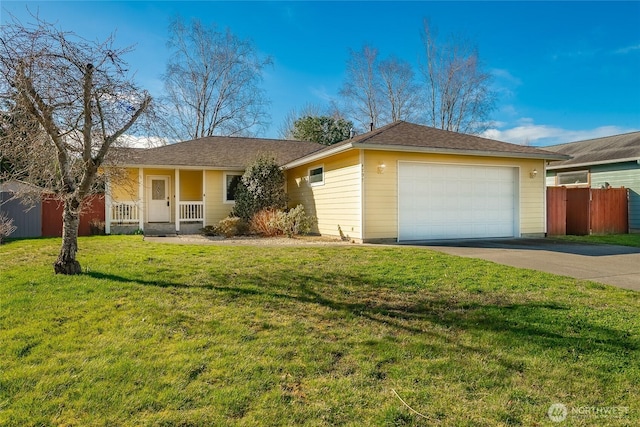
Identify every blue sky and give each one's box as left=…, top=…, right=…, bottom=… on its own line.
left=2, top=1, right=639, bottom=146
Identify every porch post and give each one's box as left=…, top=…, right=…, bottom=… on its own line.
left=138, top=168, right=144, bottom=231
left=175, top=168, right=180, bottom=233
left=105, top=176, right=111, bottom=234
left=202, top=170, right=206, bottom=227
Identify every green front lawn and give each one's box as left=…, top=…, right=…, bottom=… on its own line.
left=1, top=236, right=638, bottom=426
left=555, top=233, right=640, bottom=248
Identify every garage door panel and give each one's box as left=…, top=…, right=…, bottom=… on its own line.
left=399, top=163, right=517, bottom=241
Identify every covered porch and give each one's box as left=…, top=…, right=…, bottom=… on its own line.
left=105, top=168, right=206, bottom=235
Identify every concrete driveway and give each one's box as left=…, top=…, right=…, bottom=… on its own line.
left=411, top=238, right=640, bottom=291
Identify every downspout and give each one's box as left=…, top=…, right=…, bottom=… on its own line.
left=543, top=160, right=548, bottom=236
left=175, top=169, right=180, bottom=233
left=360, top=149, right=365, bottom=242
left=105, top=176, right=111, bottom=234
left=138, top=168, right=144, bottom=231
left=202, top=170, right=206, bottom=227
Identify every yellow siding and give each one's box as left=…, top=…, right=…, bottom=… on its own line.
left=287, top=150, right=362, bottom=240
left=204, top=170, right=236, bottom=225
left=179, top=170, right=203, bottom=201
left=108, top=150, right=546, bottom=238
left=520, top=161, right=546, bottom=235
left=363, top=150, right=546, bottom=240
left=110, top=168, right=139, bottom=202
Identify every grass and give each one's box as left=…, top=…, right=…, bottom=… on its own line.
left=554, top=233, right=640, bottom=248
left=1, top=236, right=638, bottom=426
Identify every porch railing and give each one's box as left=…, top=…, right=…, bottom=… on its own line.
left=110, top=202, right=139, bottom=223
left=179, top=201, right=204, bottom=222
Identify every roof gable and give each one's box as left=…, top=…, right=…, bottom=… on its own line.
left=545, top=131, right=640, bottom=168
left=285, top=121, right=568, bottom=167
left=0, top=179, right=43, bottom=193
left=353, top=121, right=563, bottom=156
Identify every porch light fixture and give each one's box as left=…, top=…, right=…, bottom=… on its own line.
left=377, top=162, right=386, bottom=174
left=529, top=168, right=538, bottom=179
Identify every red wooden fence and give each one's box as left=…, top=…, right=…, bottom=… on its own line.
left=590, top=188, right=628, bottom=234
left=41, top=194, right=105, bottom=237
left=547, top=187, right=628, bottom=236
left=566, top=188, right=590, bottom=235
left=546, top=187, right=567, bottom=236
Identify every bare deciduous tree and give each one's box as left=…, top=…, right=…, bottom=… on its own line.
left=378, top=56, right=421, bottom=124
left=0, top=212, right=17, bottom=244
left=0, top=16, right=151, bottom=274
left=162, top=17, right=272, bottom=140
left=339, top=46, right=422, bottom=132
left=420, top=20, right=495, bottom=134
left=339, top=45, right=381, bottom=131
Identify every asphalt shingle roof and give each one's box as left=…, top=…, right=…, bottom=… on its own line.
left=287, top=121, right=568, bottom=163
left=545, top=131, right=640, bottom=167
left=122, top=136, right=325, bottom=168
left=120, top=121, right=567, bottom=168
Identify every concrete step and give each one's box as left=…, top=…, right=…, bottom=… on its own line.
left=144, top=223, right=177, bottom=237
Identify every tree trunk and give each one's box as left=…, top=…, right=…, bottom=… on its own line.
left=53, top=199, right=82, bottom=275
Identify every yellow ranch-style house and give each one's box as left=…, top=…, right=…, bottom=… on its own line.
left=105, top=121, right=568, bottom=242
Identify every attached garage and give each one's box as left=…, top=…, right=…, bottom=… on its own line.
left=398, top=162, right=519, bottom=241
left=284, top=121, right=569, bottom=243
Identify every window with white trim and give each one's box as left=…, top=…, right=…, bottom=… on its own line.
left=308, top=166, right=324, bottom=186
left=557, top=170, right=589, bottom=186
left=224, top=173, right=243, bottom=202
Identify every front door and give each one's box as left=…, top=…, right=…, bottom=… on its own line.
left=147, top=176, right=171, bottom=222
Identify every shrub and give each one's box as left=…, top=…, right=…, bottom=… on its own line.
left=232, top=155, right=287, bottom=220
left=0, top=212, right=17, bottom=244
left=231, top=183, right=255, bottom=221
left=200, top=225, right=217, bottom=236
left=215, top=216, right=249, bottom=238
left=275, top=205, right=315, bottom=238
left=89, top=219, right=105, bottom=235
left=249, top=209, right=282, bottom=237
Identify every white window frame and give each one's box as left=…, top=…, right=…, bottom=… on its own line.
left=223, top=171, right=244, bottom=204
left=556, top=170, right=590, bottom=187
left=308, top=165, right=325, bottom=187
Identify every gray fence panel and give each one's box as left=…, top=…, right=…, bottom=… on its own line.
left=0, top=192, right=42, bottom=238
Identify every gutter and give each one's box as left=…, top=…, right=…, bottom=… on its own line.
left=282, top=142, right=354, bottom=169
left=118, top=142, right=570, bottom=171
left=282, top=142, right=569, bottom=169
left=355, top=143, right=571, bottom=161
left=115, top=164, right=246, bottom=171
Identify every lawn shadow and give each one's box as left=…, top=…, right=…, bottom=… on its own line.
left=86, top=271, right=195, bottom=289
left=87, top=267, right=638, bottom=371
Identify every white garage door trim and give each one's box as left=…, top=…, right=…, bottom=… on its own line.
left=397, top=161, right=520, bottom=241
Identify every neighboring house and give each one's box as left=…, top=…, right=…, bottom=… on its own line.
left=106, top=121, right=567, bottom=242
left=545, top=131, right=640, bottom=232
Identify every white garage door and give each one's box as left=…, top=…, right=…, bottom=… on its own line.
left=398, top=163, right=518, bottom=241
